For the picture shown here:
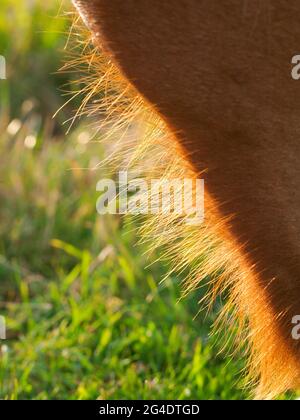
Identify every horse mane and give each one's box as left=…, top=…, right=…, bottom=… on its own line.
left=60, top=12, right=300, bottom=399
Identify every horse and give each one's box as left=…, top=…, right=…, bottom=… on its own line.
left=71, top=0, right=300, bottom=399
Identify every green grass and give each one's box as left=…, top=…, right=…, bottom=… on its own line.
left=0, top=124, right=247, bottom=399
left=0, top=0, right=283, bottom=401
left=0, top=0, right=75, bottom=127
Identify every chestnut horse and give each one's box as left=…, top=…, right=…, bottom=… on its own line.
left=72, top=0, right=300, bottom=399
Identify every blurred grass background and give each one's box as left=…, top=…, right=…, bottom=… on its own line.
left=0, top=0, right=265, bottom=400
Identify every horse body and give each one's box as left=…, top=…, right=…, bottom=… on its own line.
left=73, top=0, right=300, bottom=398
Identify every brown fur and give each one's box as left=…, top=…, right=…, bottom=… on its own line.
left=71, top=0, right=300, bottom=399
